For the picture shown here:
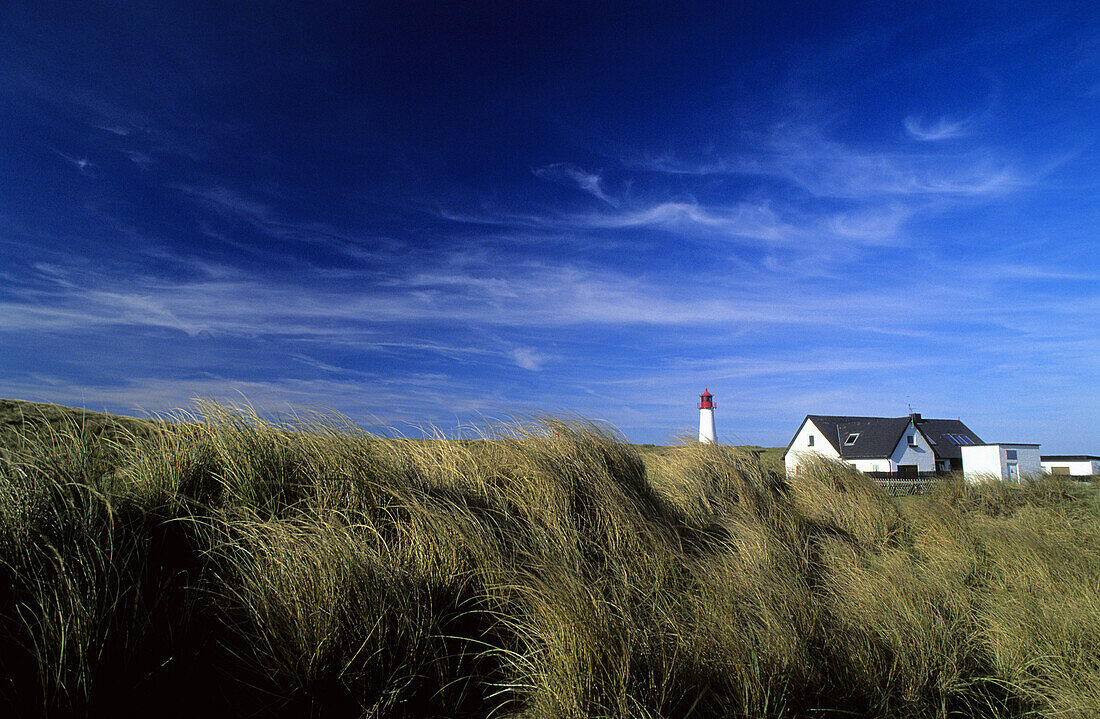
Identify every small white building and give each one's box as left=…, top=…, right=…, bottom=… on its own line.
left=784, top=413, right=982, bottom=477
left=1041, top=455, right=1100, bottom=477
left=961, top=443, right=1042, bottom=483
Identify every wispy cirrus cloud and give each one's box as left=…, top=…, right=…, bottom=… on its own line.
left=826, top=205, right=912, bottom=242
left=532, top=163, right=617, bottom=205
left=602, top=352, right=943, bottom=392
left=627, top=123, right=1025, bottom=199
left=49, top=146, right=94, bottom=174
left=767, top=126, right=1023, bottom=199
left=96, top=123, right=131, bottom=136
left=173, top=184, right=281, bottom=228
left=980, top=262, right=1100, bottom=282
left=574, top=200, right=799, bottom=241
left=172, top=184, right=395, bottom=263
left=0, top=372, right=504, bottom=430
left=903, top=114, right=974, bottom=141
left=3, top=260, right=725, bottom=336
left=125, top=150, right=154, bottom=168
left=510, top=348, right=547, bottom=370
left=441, top=195, right=907, bottom=251
left=436, top=197, right=802, bottom=244
left=624, top=153, right=744, bottom=176
left=3, top=248, right=1033, bottom=341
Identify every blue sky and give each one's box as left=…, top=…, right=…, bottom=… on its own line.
left=2, top=2, right=1098, bottom=449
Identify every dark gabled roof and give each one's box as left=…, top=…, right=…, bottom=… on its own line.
left=913, top=419, right=983, bottom=461
left=1041, top=455, right=1100, bottom=462
left=801, top=415, right=910, bottom=459
left=785, top=414, right=984, bottom=461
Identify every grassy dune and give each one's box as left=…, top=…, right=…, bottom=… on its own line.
left=0, top=400, right=1098, bottom=718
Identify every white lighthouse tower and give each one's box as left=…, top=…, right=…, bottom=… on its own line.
left=698, top=388, right=716, bottom=443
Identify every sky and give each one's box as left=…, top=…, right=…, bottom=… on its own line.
left=1, top=2, right=1099, bottom=450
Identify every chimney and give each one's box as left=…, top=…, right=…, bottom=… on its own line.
left=909, top=412, right=922, bottom=422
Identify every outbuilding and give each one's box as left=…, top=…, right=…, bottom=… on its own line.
left=961, top=443, right=1042, bottom=483
left=1041, top=455, right=1100, bottom=477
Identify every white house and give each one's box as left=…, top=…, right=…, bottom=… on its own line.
left=784, top=413, right=983, bottom=477
left=1041, top=455, right=1100, bottom=477
left=961, top=443, right=1042, bottom=483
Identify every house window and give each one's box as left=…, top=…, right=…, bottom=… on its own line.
left=844, top=433, right=860, bottom=446
left=907, top=435, right=917, bottom=447
left=807, top=435, right=814, bottom=447
left=1006, top=449, right=1017, bottom=460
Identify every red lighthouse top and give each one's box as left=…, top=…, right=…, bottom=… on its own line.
left=698, top=388, right=714, bottom=409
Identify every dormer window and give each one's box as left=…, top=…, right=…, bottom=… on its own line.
left=844, top=433, right=859, bottom=446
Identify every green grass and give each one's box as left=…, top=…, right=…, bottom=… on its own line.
left=1, top=398, right=1098, bottom=718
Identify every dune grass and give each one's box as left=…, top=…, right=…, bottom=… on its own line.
left=0, top=400, right=1098, bottom=718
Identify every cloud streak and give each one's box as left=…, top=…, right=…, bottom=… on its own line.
left=172, top=184, right=400, bottom=265
left=533, top=163, right=617, bottom=205
left=574, top=200, right=797, bottom=241
left=6, top=247, right=1065, bottom=344
left=903, top=114, right=973, bottom=141
left=49, top=147, right=94, bottom=174
left=766, top=126, right=1023, bottom=199
left=627, top=122, right=1025, bottom=200
left=510, top=348, right=546, bottom=370
left=0, top=372, right=504, bottom=431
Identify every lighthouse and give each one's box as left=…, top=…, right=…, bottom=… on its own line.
left=698, top=388, right=716, bottom=443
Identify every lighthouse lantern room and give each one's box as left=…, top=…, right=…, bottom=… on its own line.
left=698, top=388, right=716, bottom=443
